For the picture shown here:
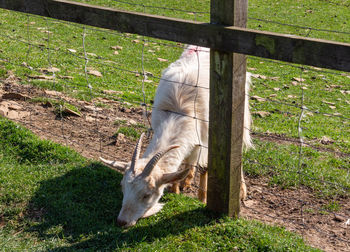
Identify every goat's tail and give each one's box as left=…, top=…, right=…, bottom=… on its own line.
left=243, top=72, right=253, bottom=150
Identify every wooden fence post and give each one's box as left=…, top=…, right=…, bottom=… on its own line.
left=207, top=0, right=248, bottom=217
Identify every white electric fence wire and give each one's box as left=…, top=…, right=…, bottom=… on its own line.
left=82, top=26, right=103, bottom=154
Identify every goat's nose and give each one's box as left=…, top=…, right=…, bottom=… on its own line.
left=117, top=218, right=127, bottom=227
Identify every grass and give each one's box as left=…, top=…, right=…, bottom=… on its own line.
left=0, top=1, right=349, bottom=249
left=243, top=139, right=350, bottom=198
left=0, top=117, right=319, bottom=250
left=114, top=119, right=147, bottom=140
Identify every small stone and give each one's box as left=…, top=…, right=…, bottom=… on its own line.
left=88, top=70, right=102, bottom=77
left=116, top=133, right=126, bottom=143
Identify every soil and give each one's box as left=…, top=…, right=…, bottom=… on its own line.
left=0, top=76, right=349, bottom=252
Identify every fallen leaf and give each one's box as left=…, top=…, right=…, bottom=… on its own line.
left=44, top=90, right=62, bottom=96
left=86, top=53, right=97, bottom=57
left=102, top=90, right=123, bottom=95
left=291, top=81, right=299, bottom=86
left=40, top=30, right=53, bottom=34
left=251, top=74, right=267, bottom=80
left=287, top=95, right=297, bottom=99
left=157, top=58, right=168, bottom=62
left=273, top=87, right=280, bottom=91
left=250, top=95, right=266, bottom=102
left=252, top=111, right=270, bottom=118
left=329, top=105, right=336, bottom=110
left=141, top=79, right=153, bottom=83
left=60, top=76, right=74, bottom=80
left=88, top=70, right=102, bottom=77
left=132, top=39, right=140, bottom=43
left=84, top=105, right=103, bottom=112
left=111, top=45, right=123, bottom=50
left=293, top=77, right=305, bottom=82
left=247, top=67, right=257, bottom=71
left=113, top=51, right=119, bottom=55
left=330, top=85, right=343, bottom=89
left=269, top=94, right=277, bottom=98
left=301, top=86, right=308, bottom=90
left=322, top=100, right=335, bottom=106
left=270, top=77, right=280, bottom=81
left=305, top=112, right=313, bottom=117
left=340, top=90, right=350, bottom=94
left=29, top=75, right=55, bottom=80
left=68, top=49, right=77, bottom=53
left=40, top=67, right=60, bottom=73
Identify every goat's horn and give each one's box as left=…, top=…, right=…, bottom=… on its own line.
left=141, top=145, right=180, bottom=178
left=129, top=132, right=145, bottom=174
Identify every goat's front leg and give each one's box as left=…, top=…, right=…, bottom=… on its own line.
left=182, top=164, right=196, bottom=191
left=170, top=182, right=180, bottom=194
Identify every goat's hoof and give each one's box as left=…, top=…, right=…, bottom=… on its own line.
left=182, top=185, right=192, bottom=191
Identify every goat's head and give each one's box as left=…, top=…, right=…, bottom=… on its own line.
left=100, top=133, right=190, bottom=228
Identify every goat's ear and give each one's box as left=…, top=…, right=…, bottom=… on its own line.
left=99, top=157, right=128, bottom=172
left=159, top=168, right=191, bottom=185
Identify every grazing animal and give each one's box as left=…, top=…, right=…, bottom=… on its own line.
left=100, top=45, right=252, bottom=227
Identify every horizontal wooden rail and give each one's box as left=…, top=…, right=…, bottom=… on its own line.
left=0, top=0, right=350, bottom=72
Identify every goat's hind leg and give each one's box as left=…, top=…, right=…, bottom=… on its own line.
left=198, top=169, right=207, bottom=204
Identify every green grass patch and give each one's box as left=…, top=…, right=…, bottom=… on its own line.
left=244, top=139, right=350, bottom=198
left=116, top=126, right=140, bottom=140
left=0, top=117, right=319, bottom=250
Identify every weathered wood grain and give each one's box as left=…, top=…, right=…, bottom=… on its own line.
left=0, top=0, right=349, bottom=71
left=207, top=0, right=247, bottom=217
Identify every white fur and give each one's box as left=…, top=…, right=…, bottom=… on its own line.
left=105, top=45, right=253, bottom=227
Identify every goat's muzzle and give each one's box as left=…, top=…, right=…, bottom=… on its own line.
left=117, top=218, right=128, bottom=227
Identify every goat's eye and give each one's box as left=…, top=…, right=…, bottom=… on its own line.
left=143, top=194, right=151, bottom=200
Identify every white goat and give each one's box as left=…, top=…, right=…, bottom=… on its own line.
left=100, top=45, right=252, bottom=227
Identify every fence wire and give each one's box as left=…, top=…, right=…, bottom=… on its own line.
left=0, top=3, right=349, bottom=251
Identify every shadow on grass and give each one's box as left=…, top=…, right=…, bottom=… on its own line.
left=26, top=162, right=216, bottom=250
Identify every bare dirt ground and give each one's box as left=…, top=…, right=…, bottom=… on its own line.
left=1, top=76, right=349, bottom=251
